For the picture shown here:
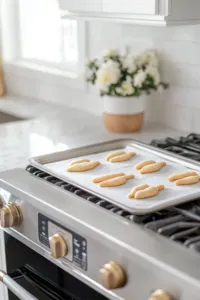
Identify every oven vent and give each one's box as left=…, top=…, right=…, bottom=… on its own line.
left=26, top=165, right=200, bottom=254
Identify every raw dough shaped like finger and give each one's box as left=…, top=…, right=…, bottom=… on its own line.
left=100, top=174, right=134, bottom=187
left=110, top=152, right=136, bottom=163
left=125, top=174, right=135, bottom=180
left=140, top=162, right=166, bottom=174
left=135, top=160, right=156, bottom=170
left=128, top=184, right=149, bottom=199
left=135, top=187, right=159, bottom=199
left=93, top=172, right=125, bottom=183
left=175, top=175, right=200, bottom=186
left=67, top=161, right=100, bottom=172
left=168, top=171, right=197, bottom=182
left=156, top=184, right=165, bottom=191
left=106, top=151, right=126, bottom=161
left=69, top=159, right=90, bottom=166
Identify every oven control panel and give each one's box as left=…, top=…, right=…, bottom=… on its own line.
left=38, top=213, right=87, bottom=271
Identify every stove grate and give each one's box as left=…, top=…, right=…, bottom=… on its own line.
left=151, top=133, right=200, bottom=160
left=26, top=165, right=200, bottom=254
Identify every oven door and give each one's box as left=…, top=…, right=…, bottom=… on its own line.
left=3, top=232, right=108, bottom=300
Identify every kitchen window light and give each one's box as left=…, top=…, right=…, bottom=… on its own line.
left=18, top=0, right=78, bottom=73
left=1, top=0, right=86, bottom=92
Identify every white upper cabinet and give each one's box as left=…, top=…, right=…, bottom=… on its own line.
left=59, top=0, right=102, bottom=12
left=103, top=0, right=158, bottom=15
left=59, top=0, right=200, bottom=26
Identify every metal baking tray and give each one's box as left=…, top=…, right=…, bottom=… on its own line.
left=29, top=139, right=200, bottom=214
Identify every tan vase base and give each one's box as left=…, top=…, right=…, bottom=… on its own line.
left=103, top=112, right=144, bottom=133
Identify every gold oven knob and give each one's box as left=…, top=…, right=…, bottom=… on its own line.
left=149, top=289, right=172, bottom=300
left=99, top=261, right=126, bottom=289
left=0, top=203, right=22, bottom=228
left=49, top=233, right=68, bottom=259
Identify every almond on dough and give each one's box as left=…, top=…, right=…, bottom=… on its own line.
left=93, top=172, right=125, bottom=183
left=168, top=171, right=197, bottom=182
left=67, top=161, right=100, bottom=172
left=140, top=162, right=166, bottom=174
left=110, top=152, right=136, bottom=163
left=135, top=160, right=156, bottom=170
left=69, top=159, right=90, bottom=166
left=128, top=184, right=149, bottom=198
left=175, top=175, right=200, bottom=186
left=106, top=151, right=126, bottom=161
left=100, top=174, right=134, bottom=187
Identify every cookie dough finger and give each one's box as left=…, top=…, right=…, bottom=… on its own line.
left=128, top=184, right=149, bottom=199
left=100, top=174, right=134, bottom=187
left=135, top=187, right=159, bottom=199
left=140, top=162, right=166, bottom=174
left=110, top=152, right=136, bottom=163
left=69, top=159, right=90, bottom=166
left=67, top=161, right=100, bottom=172
left=156, top=184, right=165, bottom=191
left=125, top=174, right=135, bottom=180
left=175, top=175, right=200, bottom=186
left=168, top=171, right=197, bottom=182
left=106, top=151, right=126, bottom=161
left=135, top=160, right=156, bottom=170
left=93, top=172, right=125, bottom=183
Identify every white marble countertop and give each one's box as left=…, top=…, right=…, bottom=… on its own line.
left=0, top=96, right=186, bottom=172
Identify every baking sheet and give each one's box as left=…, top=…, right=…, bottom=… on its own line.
left=39, top=144, right=200, bottom=214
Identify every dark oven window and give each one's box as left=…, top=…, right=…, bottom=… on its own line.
left=4, top=233, right=108, bottom=300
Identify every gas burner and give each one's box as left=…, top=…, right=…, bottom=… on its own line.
left=151, top=133, right=200, bottom=159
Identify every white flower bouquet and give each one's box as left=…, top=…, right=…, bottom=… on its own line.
left=86, top=49, right=168, bottom=97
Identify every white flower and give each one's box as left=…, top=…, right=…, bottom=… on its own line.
left=121, top=81, right=134, bottom=96
left=143, top=51, right=159, bottom=67
left=123, top=54, right=137, bottom=73
left=146, top=66, right=160, bottom=85
left=94, top=59, right=101, bottom=68
left=103, top=48, right=119, bottom=57
left=116, top=81, right=134, bottom=96
left=133, top=70, right=147, bottom=87
left=126, top=75, right=132, bottom=83
left=96, top=60, right=120, bottom=91
left=115, top=87, right=124, bottom=96
left=158, top=84, right=164, bottom=94
left=134, top=55, right=145, bottom=68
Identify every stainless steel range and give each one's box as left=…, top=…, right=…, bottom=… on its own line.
left=1, top=138, right=200, bottom=300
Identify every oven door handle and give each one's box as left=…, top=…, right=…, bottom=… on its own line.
left=0, top=270, right=38, bottom=300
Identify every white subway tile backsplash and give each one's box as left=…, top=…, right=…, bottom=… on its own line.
left=161, top=102, right=193, bottom=132
left=192, top=109, right=200, bottom=132
left=122, top=25, right=200, bottom=43
left=161, top=61, right=200, bottom=88
left=158, top=41, right=200, bottom=65
left=125, top=38, right=154, bottom=54
left=118, top=24, right=200, bottom=131
left=162, top=87, right=200, bottom=109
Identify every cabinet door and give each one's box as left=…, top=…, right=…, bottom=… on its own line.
left=103, top=0, right=159, bottom=15
left=59, top=0, right=102, bottom=12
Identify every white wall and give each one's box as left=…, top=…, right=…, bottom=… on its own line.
left=5, top=22, right=200, bottom=132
